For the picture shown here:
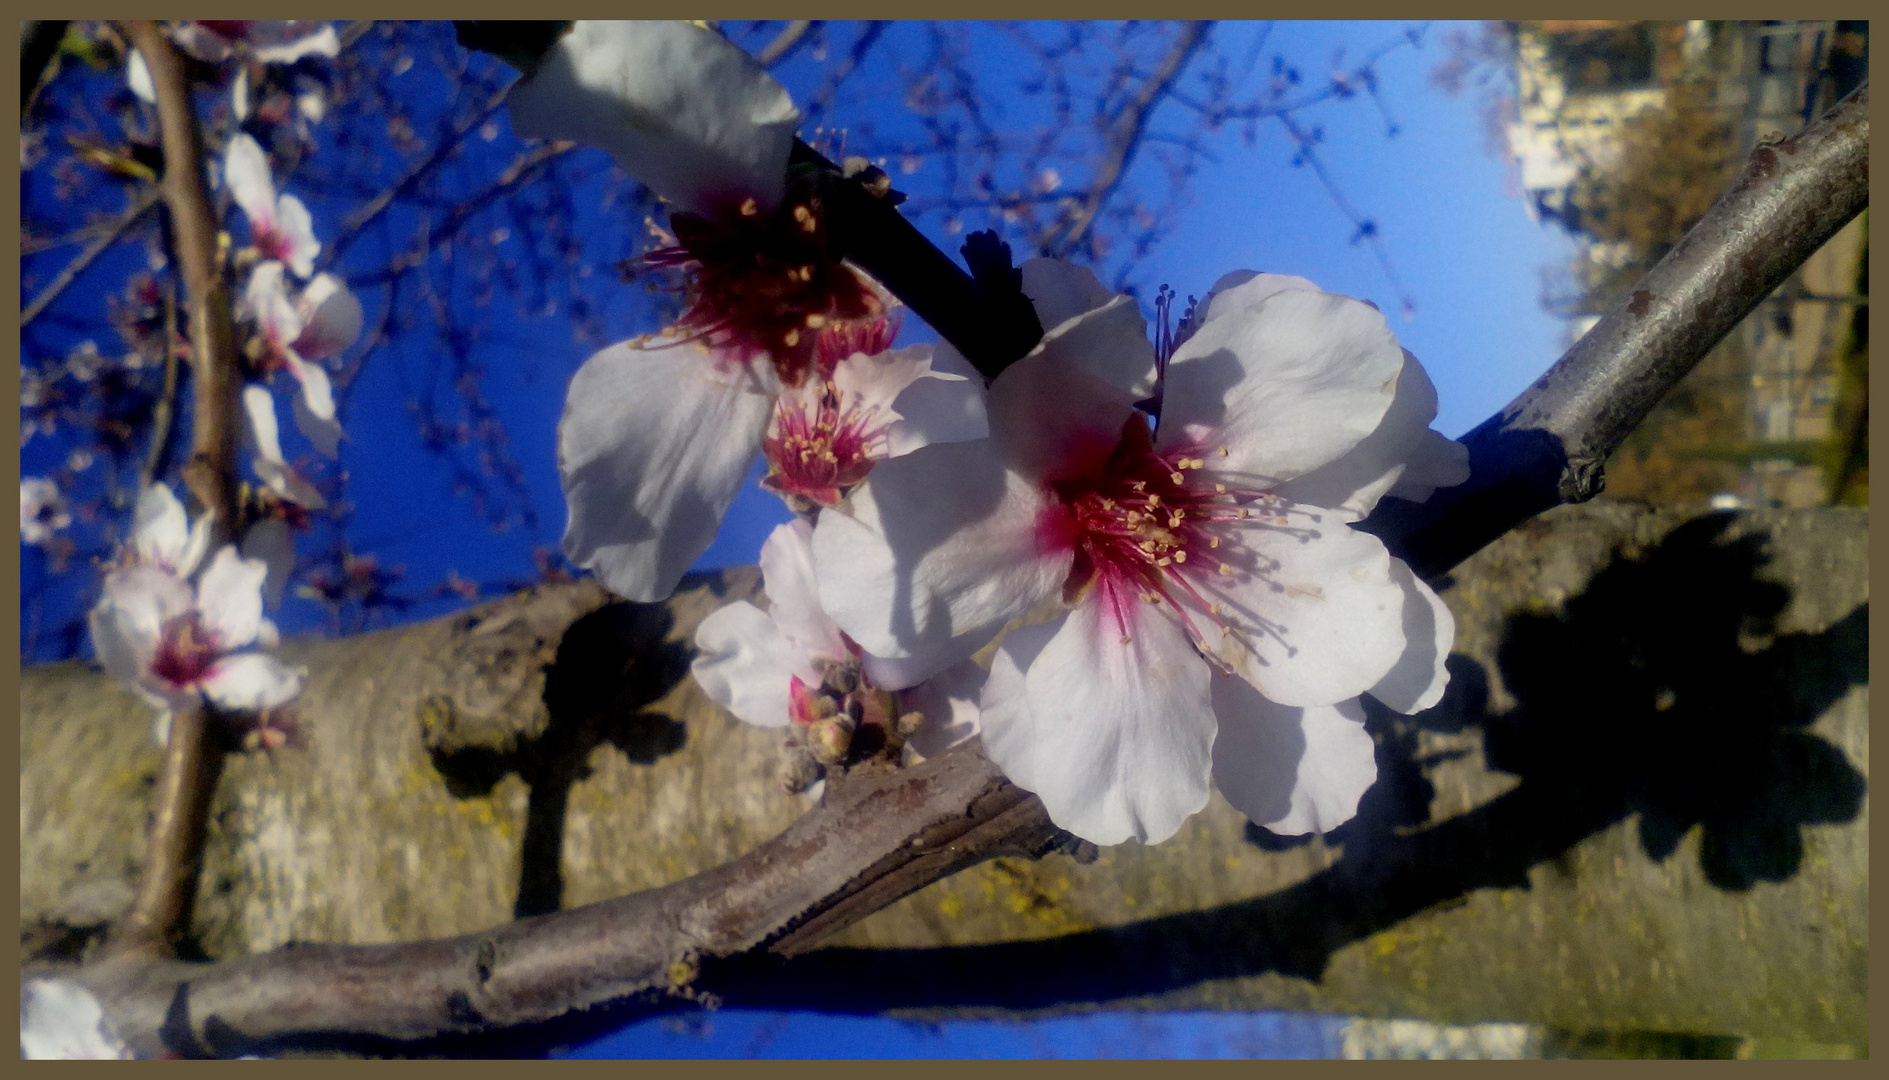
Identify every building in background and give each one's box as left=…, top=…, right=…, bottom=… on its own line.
left=1506, top=20, right=1867, bottom=509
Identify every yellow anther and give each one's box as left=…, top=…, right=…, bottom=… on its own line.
left=739, top=197, right=760, bottom=216
left=1147, top=494, right=1161, bottom=507
left=1215, top=483, right=1227, bottom=493
left=1174, top=550, right=1188, bottom=563
left=1236, top=508, right=1249, bottom=519
left=1208, top=536, right=1220, bottom=548
left=1169, top=516, right=1183, bottom=529
left=783, top=329, right=801, bottom=347
left=1218, top=563, right=1232, bottom=575
left=806, top=313, right=828, bottom=328
left=1170, top=471, right=1186, bottom=484
left=1140, top=540, right=1156, bottom=552
left=1217, top=446, right=1229, bottom=457
left=1156, top=557, right=1172, bottom=567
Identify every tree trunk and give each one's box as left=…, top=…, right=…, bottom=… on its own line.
left=21, top=503, right=1868, bottom=1049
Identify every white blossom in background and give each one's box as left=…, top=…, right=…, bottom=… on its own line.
left=20, top=477, right=71, bottom=547
left=88, top=484, right=304, bottom=745
left=128, top=20, right=340, bottom=108
left=560, top=318, right=986, bottom=604
left=241, top=385, right=327, bottom=511
left=242, top=260, right=362, bottom=460
left=693, top=519, right=982, bottom=783
left=813, top=260, right=1466, bottom=846
left=224, top=133, right=319, bottom=278
left=20, top=979, right=133, bottom=1059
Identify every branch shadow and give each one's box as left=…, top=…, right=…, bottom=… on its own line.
left=429, top=601, right=693, bottom=920
left=708, top=513, right=1867, bottom=1014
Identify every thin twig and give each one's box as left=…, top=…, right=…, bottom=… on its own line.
left=137, top=283, right=184, bottom=493
left=105, top=20, right=242, bottom=963
left=1043, top=21, right=1212, bottom=259
left=21, top=189, right=160, bottom=326
left=755, top=20, right=817, bottom=68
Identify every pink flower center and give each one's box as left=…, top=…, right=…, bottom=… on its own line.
left=760, top=384, right=884, bottom=508
left=1042, top=415, right=1285, bottom=642
left=253, top=225, right=294, bottom=266
left=151, top=612, right=219, bottom=688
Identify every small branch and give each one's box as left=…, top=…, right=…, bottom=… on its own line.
left=21, top=189, right=160, bottom=326
left=1363, top=81, right=1869, bottom=579
left=1042, top=21, right=1212, bottom=259
left=107, top=20, right=243, bottom=964
left=20, top=19, right=68, bottom=116
left=755, top=20, right=817, bottom=68
left=137, top=283, right=184, bottom=493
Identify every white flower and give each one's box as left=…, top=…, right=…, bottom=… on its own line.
left=243, top=260, right=362, bottom=461
left=693, top=519, right=983, bottom=752
left=89, top=485, right=304, bottom=745
left=20, top=477, right=71, bottom=547
left=20, top=979, right=133, bottom=1059
left=812, top=260, right=1465, bottom=846
left=241, top=385, right=327, bottom=510
left=225, top=133, right=320, bottom=278
left=559, top=325, right=986, bottom=603
left=507, top=20, right=801, bottom=217
left=127, top=482, right=212, bottom=578
left=762, top=335, right=987, bottom=510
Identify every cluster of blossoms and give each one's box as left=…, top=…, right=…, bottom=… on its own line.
left=522, top=22, right=1469, bottom=847
left=86, top=484, right=305, bottom=747
left=128, top=20, right=337, bottom=135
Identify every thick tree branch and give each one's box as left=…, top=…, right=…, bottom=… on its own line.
left=1361, top=81, right=1869, bottom=579
left=107, top=21, right=243, bottom=964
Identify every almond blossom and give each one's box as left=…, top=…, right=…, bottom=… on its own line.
left=20, top=979, right=133, bottom=1059
left=20, top=477, right=70, bottom=547
left=812, top=260, right=1467, bottom=846
left=224, top=133, right=320, bottom=278
left=128, top=22, right=339, bottom=113
left=693, top=519, right=983, bottom=789
left=560, top=319, right=985, bottom=604
left=88, top=484, right=304, bottom=745
left=241, top=260, right=361, bottom=463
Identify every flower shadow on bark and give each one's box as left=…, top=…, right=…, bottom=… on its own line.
left=685, top=512, right=1865, bottom=1018
left=426, top=600, right=693, bottom=921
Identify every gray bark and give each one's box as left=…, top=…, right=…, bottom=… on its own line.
left=21, top=503, right=1868, bottom=1049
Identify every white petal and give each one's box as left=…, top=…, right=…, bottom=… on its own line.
left=243, top=384, right=329, bottom=509
left=285, top=356, right=344, bottom=458
left=691, top=601, right=817, bottom=728
left=980, top=599, right=1216, bottom=846
left=177, top=512, right=213, bottom=579
left=1385, top=428, right=1472, bottom=504
left=880, top=341, right=988, bottom=458
left=274, top=194, right=320, bottom=279
left=293, top=274, right=364, bottom=360
left=245, top=21, right=340, bottom=63
left=1026, top=293, right=1159, bottom=400
left=1269, top=349, right=1444, bottom=521
left=224, top=133, right=278, bottom=231
left=1187, top=508, right=1407, bottom=708
left=1367, top=561, right=1453, bottom=715
left=1211, top=684, right=1376, bottom=835
left=126, top=49, right=156, bottom=104
left=508, top=20, right=801, bottom=215
left=131, top=482, right=190, bottom=570
left=988, top=325, right=1145, bottom=485
left=1018, top=257, right=1116, bottom=333
left=1160, top=288, right=1403, bottom=488
left=170, top=23, right=236, bottom=64
left=559, top=339, right=773, bottom=602
left=812, top=439, right=1069, bottom=661
left=1194, top=270, right=1321, bottom=327
left=759, top=518, right=849, bottom=660
left=232, top=64, right=250, bottom=121
left=245, top=261, right=302, bottom=346
left=240, top=518, right=296, bottom=610
left=900, top=658, right=988, bottom=759
left=200, top=652, right=305, bottom=712
left=89, top=564, right=190, bottom=688
left=20, top=979, right=132, bottom=1060
left=860, top=619, right=1001, bottom=691
left=196, top=546, right=266, bottom=649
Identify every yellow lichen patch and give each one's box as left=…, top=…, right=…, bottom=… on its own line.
left=938, top=893, right=964, bottom=919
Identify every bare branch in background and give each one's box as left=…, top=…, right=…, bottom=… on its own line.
left=21, top=190, right=159, bottom=326
left=755, top=20, right=818, bottom=68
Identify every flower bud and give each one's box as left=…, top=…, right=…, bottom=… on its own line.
left=807, top=714, right=856, bottom=765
